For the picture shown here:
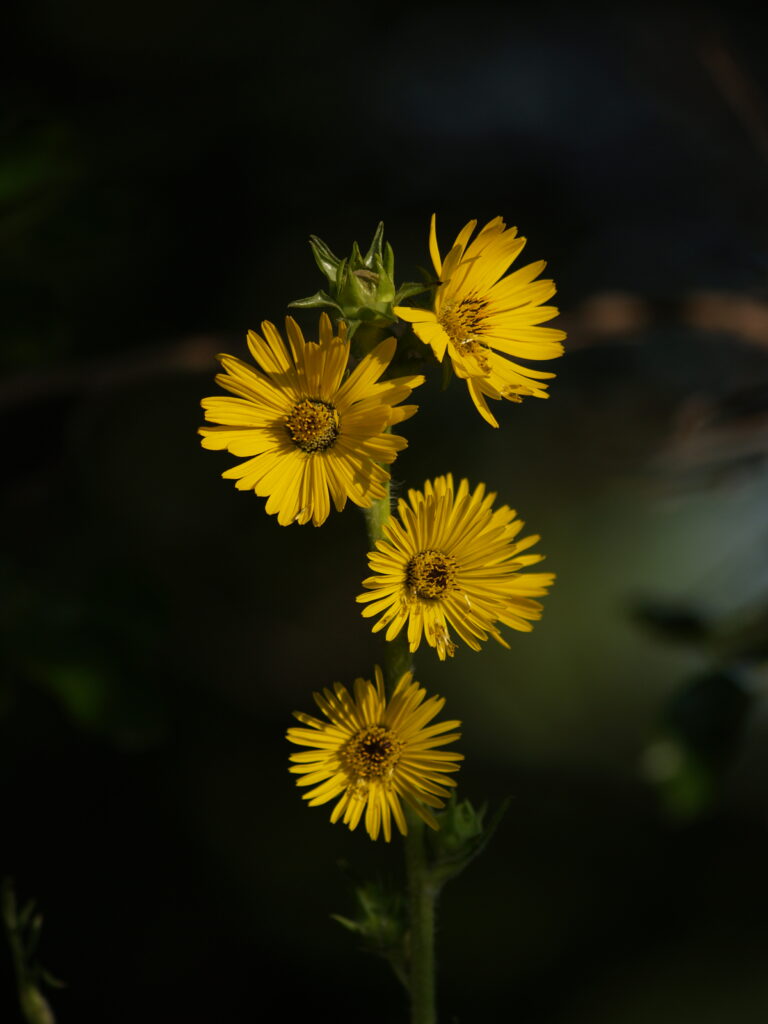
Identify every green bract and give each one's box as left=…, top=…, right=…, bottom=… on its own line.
left=289, top=222, right=427, bottom=334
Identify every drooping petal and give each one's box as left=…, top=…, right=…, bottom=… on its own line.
left=419, top=214, right=566, bottom=425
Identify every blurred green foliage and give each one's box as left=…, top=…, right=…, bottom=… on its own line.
left=2, top=879, right=63, bottom=1024
left=4, top=3, right=768, bottom=1022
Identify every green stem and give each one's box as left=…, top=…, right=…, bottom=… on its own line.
left=362, top=489, right=413, bottom=692
left=362, top=489, right=437, bottom=1024
left=362, top=488, right=391, bottom=549
left=405, top=813, right=436, bottom=1024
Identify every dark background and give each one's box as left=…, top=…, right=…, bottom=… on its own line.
left=3, top=3, right=768, bottom=1021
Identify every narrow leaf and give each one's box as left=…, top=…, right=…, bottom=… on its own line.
left=309, top=235, right=341, bottom=283
left=383, top=240, right=395, bottom=278
left=287, top=290, right=342, bottom=312
left=394, top=280, right=430, bottom=304
left=363, top=222, right=385, bottom=268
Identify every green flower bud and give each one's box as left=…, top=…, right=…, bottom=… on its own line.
left=290, top=222, right=427, bottom=330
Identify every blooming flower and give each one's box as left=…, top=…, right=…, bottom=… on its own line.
left=394, top=215, right=566, bottom=427
left=199, top=314, right=423, bottom=526
left=287, top=668, right=463, bottom=842
left=357, top=475, right=554, bottom=660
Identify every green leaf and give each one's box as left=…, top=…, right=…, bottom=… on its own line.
left=308, top=235, right=341, bottom=283
left=332, top=877, right=409, bottom=990
left=664, top=670, right=753, bottom=767
left=287, top=290, right=342, bottom=312
left=330, top=913, right=362, bottom=934
left=394, top=280, right=429, bottom=304
left=427, top=795, right=511, bottom=888
left=642, top=736, right=716, bottom=820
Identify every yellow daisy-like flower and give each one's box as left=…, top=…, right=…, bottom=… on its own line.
left=357, top=475, right=554, bottom=660
left=394, top=214, right=566, bottom=428
left=199, top=314, right=424, bottom=526
left=287, top=667, right=462, bottom=842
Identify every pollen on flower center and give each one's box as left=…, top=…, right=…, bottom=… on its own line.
left=438, top=297, right=490, bottom=370
left=285, top=398, right=340, bottom=453
left=406, top=549, right=458, bottom=600
left=343, top=725, right=403, bottom=781
left=439, top=296, right=487, bottom=339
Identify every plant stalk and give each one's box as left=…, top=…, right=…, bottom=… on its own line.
left=363, top=487, right=437, bottom=1024
left=405, top=812, right=436, bottom=1024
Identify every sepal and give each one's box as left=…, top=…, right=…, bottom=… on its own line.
left=363, top=221, right=386, bottom=268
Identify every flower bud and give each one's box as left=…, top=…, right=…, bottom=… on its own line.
left=290, top=222, right=426, bottom=331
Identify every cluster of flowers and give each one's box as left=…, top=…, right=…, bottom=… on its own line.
left=200, top=216, right=564, bottom=840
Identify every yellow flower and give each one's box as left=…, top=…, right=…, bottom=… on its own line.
left=287, top=668, right=463, bottom=842
left=199, top=314, right=424, bottom=526
left=357, top=475, right=554, bottom=660
left=394, top=214, right=566, bottom=427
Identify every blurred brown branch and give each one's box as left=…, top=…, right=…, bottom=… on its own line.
left=699, top=36, right=768, bottom=167
left=5, top=291, right=768, bottom=412
left=654, top=391, right=768, bottom=479
left=563, top=289, right=768, bottom=350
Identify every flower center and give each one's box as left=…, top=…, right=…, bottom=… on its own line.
left=406, top=549, right=458, bottom=600
left=438, top=297, right=490, bottom=371
left=285, top=398, right=340, bottom=453
left=343, top=725, right=403, bottom=781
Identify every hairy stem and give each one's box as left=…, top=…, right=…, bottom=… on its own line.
left=405, top=813, right=436, bottom=1024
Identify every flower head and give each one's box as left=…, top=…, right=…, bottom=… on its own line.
left=357, top=475, right=554, bottom=660
left=199, top=314, right=424, bottom=526
left=287, top=668, right=463, bottom=842
left=394, top=215, right=566, bottom=427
